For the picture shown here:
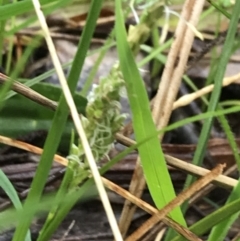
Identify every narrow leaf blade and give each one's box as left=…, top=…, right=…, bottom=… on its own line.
left=115, top=0, right=186, bottom=226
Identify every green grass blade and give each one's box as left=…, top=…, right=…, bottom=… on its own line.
left=0, top=82, right=87, bottom=152
left=209, top=182, right=240, bottom=241
left=4, top=42, right=116, bottom=101
left=0, top=0, right=8, bottom=66
left=207, top=0, right=231, bottom=19
left=0, top=193, right=61, bottom=230
left=145, top=33, right=240, bottom=240
left=115, top=0, right=185, bottom=226
left=5, top=0, right=70, bottom=36
left=206, top=107, right=240, bottom=240
left=0, top=0, right=58, bottom=21
left=182, top=0, right=240, bottom=211
left=0, top=170, right=31, bottom=241
left=35, top=179, right=94, bottom=241
left=80, top=36, right=114, bottom=97
left=208, top=117, right=240, bottom=239
left=172, top=197, right=240, bottom=241
left=37, top=165, right=72, bottom=241
left=11, top=1, right=103, bottom=240
left=1, top=103, right=240, bottom=238
left=206, top=3, right=240, bottom=239
left=0, top=36, right=42, bottom=109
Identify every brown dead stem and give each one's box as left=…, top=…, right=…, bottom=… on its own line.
left=0, top=133, right=237, bottom=189
left=115, top=133, right=237, bottom=190
left=0, top=134, right=234, bottom=240
left=0, top=135, right=68, bottom=166
left=102, top=177, right=202, bottom=241
left=125, top=164, right=225, bottom=241
left=188, top=164, right=237, bottom=205
left=0, top=73, right=58, bottom=111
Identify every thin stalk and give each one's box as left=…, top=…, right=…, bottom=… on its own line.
left=182, top=0, right=240, bottom=214
left=12, top=0, right=102, bottom=240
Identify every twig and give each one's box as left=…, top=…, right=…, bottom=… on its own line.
left=1, top=68, right=240, bottom=120
left=125, top=164, right=224, bottom=241
left=32, top=1, right=123, bottom=240
left=186, top=30, right=228, bottom=70
left=115, top=133, right=237, bottom=189
left=0, top=135, right=67, bottom=166
left=0, top=133, right=236, bottom=190
left=102, top=177, right=202, bottom=241
left=60, top=220, right=75, bottom=241
left=173, top=71, right=240, bottom=110
left=0, top=73, right=58, bottom=111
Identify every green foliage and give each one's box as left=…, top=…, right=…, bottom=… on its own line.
left=172, top=197, right=240, bottom=241
left=0, top=1, right=240, bottom=240
left=0, top=82, right=87, bottom=150
left=218, top=0, right=235, bottom=7
left=0, top=0, right=59, bottom=21
left=180, top=1, right=240, bottom=240
left=0, top=170, right=31, bottom=241
left=183, top=0, right=239, bottom=200
left=11, top=0, right=103, bottom=240
left=115, top=0, right=186, bottom=226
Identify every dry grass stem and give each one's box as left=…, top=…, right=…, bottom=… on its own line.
left=165, top=155, right=236, bottom=189
left=231, top=231, right=240, bottom=241
left=2, top=75, right=237, bottom=185
left=59, top=220, right=76, bottom=241
left=0, top=134, right=68, bottom=166
left=141, top=223, right=165, bottom=241
left=154, top=227, right=167, bottom=241
left=0, top=73, right=58, bottom=111
left=102, top=177, right=202, bottom=241
left=2, top=68, right=239, bottom=123
left=117, top=157, right=146, bottom=237
left=116, top=133, right=237, bottom=189
left=125, top=164, right=224, bottom=241
left=0, top=134, right=236, bottom=190
left=32, top=0, right=123, bottom=240
left=173, top=72, right=240, bottom=110
left=189, top=164, right=237, bottom=205
left=152, top=0, right=205, bottom=128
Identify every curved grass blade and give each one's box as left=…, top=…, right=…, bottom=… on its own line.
left=0, top=170, right=31, bottom=241
left=183, top=0, right=240, bottom=205
left=178, top=0, right=240, bottom=239
left=0, top=0, right=58, bottom=21
left=115, top=0, right=186, bottom=226
left=207, top=2, right=240, bottom=239
left=172, top=196, right=240, bottom=241
left=1, top=104, right=240, bottom=239
left=11, top=0, right=103, bottom=240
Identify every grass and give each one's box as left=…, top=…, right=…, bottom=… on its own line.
left=0, top=0, right=240, bottom=241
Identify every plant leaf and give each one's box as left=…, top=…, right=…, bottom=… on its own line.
left=0, top=170, right=31, bottom=241
left=115, top=0, right=186, bottom=226
left=0, top=82, right=87, bottom=151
